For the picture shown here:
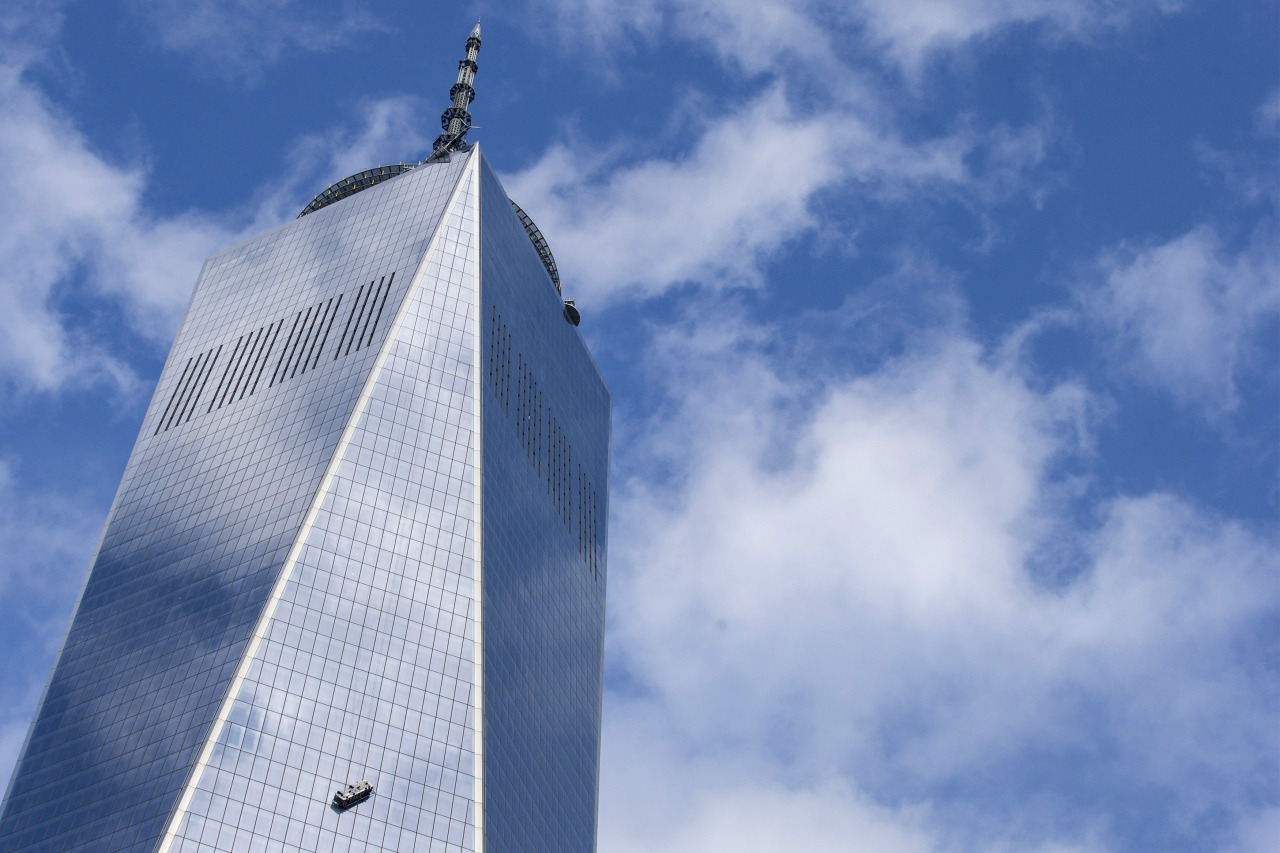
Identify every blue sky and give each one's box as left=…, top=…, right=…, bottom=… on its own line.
left=0, top=1, right=1276, bottom=850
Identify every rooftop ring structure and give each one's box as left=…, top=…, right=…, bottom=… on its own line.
left=299, top=165, right=563, bottom=294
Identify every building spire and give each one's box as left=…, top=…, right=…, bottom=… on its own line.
left=432, top=21, right=482, bottom=157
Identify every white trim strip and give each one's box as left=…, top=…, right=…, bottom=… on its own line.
left=465, top=150, right=485, bottom=853
left=156, top=155, right=477, bottom=853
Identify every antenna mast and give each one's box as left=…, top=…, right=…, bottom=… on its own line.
left=431, top=21, right=481, bottom=158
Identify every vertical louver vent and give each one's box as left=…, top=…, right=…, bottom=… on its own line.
left=333, top=274, right=394, bottom=360
left=154, top=273, right=396, bottom=436
left=489, top=305, right=603, bottom=578
left=155, top=345, right=224, bottom=434
left=204, top=321, right=282, bottom=416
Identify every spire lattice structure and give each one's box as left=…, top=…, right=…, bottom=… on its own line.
left=432, top=21, right=481, bottom=157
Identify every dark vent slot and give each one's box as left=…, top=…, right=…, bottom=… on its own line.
left=334, top=283, right=367, bottom=359
left=564, top=437, right=571, bottom=527
left=165, top=348, right=211, bottom=432
left=350, top=274, right=391, bottom=355
left=352, top=278, right=382, bottom=354
left=270, top=311, right=305, bottom=388
left=590, top=483, right=598, bottom=579
left=164, top=349, right=208, bottom=432
left=489, top=307, right=497, bottom=396
left=208, top=335, right=247, bottom=414
left=166, top=346, right=220, bottom=431
left=278, top=304, right=316, bottom=384
left=577, top=466, right=601, bottom=579
left=182, top=346, right=221, bottom=424
left=287, top=300, right=327, bottom=380
left=361, top=272, right=394, bottom=350
left=248, top=321, right=282, bottom=397
left=520, top=358, right=528, bottom=455
left=343, top=282, right=377, bottom=357
left=488, top=304, right=602, bottom=566
left=502, top=323, right=511, bottom=414
left=299, top=296, right=337, bottom=373
left=226, top=325, right=268, bottom=405
left=309, top=295, right=342, bottom=372
left=155, top=356, right=196, bottom=435
left=154, top=271, right=395, bottom=438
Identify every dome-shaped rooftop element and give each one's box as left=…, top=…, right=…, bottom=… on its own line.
left=509, top=199, right=560, bottom=292
left=297, top=164, right=417, bottom=218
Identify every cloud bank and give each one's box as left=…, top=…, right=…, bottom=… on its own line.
left=599, top=302, right=1278, bottom=850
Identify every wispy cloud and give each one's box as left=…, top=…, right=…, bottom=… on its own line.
left=852, top=0, right=1184, bottom=74
left=127, top=0, right=383, bottom=83
left=503, top=85, right=1055, bottom=304
left=1082, top=225, right=1279, bottom=416
left=0, top=61, right=233, bottom=394
left=536, top=0, right=1185, bottom=76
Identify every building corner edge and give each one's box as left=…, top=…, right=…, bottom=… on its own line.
left=466, top=148, right=486, bottom=853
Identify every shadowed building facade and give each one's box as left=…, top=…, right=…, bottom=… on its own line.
left=0, top=24, right=610, bottom=853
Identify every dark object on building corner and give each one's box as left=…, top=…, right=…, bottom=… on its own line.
left=563, top=299, right=580, bottom=326
left=333, top=781, right=373, bottom=810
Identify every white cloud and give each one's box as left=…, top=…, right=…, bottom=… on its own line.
left=503, top=86, right=1052, bottom=304
left=1083, top=225, right=1279, bottom=415
left=600, top=301, right=1278, bottom=849
left=0, top=61, right=235, bottom=394
left=127, top=0, right=382, bottom=82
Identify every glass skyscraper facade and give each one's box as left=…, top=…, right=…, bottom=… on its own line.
left=0, top=146, right=610, bottom=853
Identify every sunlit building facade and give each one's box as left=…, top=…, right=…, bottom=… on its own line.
left=0, top=27, right=610, bottom=853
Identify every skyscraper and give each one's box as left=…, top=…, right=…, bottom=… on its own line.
left=0, top=22, right=609, bottom=853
